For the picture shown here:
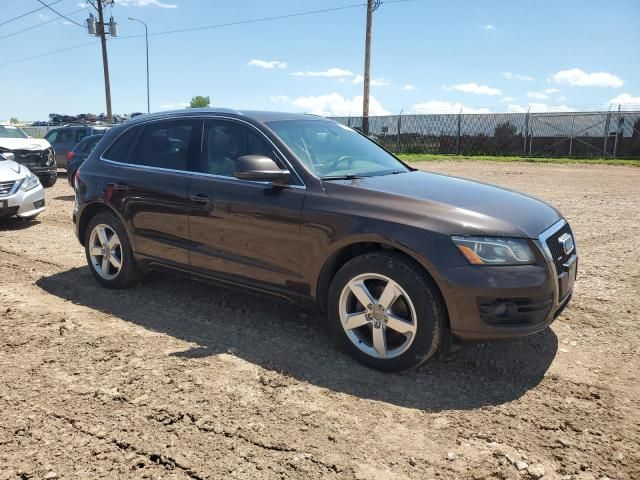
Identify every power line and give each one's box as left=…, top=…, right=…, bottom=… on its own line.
left=0, top=41, right=98, bottom=67
left=35, top=0, right=86, bottom=28
left=0, top=8, right=87, bottom=41
left=0, top=0, right=62, bottom=27
left=117, top=3, right=368, bottom=39
left=0, top=1, right=418, bottom=68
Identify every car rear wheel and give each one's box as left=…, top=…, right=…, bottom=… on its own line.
left=328, top=251, right=446, bottom=372
left=85, top=212, right=143, bottom=289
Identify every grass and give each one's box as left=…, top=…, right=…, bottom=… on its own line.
left=396, top=153, right=640, bottom=167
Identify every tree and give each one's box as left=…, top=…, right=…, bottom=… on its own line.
left=9, top=117, right=18, bottom=124
left=190, top=96, right=210, bottom=108
left=493, top=121, right=519, bottom=153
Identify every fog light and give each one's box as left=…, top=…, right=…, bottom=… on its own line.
left=493, top=302, right=517, bottom=318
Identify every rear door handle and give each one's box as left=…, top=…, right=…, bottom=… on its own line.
left=190, top=193, right=211, bottom=205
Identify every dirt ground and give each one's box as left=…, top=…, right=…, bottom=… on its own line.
left=1, top=161, right=638, bottom=480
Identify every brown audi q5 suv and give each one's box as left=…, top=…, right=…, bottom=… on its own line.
left=73, top=109, right=577, bottom=371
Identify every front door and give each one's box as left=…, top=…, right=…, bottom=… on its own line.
left=187, top=119, right=305, bottom=300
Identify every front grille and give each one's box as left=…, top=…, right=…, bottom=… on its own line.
left=0, top=206, right=19, bottom=218
left=545, top=222, right=574, bottom=273
left=0, top=180, right=16, bottom=196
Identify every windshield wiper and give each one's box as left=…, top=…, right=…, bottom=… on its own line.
left=321, top=174, right=366, bottom=181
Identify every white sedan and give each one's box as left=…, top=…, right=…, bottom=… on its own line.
left=0, top=152, right=45, bottom=219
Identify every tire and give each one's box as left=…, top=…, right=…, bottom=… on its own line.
left=327, top=251, right=446, bottom=372
left=84, top=212, right=144, bottom=289
left=40, top=174, right=57, bottom=188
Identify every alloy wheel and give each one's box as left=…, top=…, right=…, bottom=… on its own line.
left=88, top=224, right=123, bottom=280
left=338, top=273, right=417, bottom=359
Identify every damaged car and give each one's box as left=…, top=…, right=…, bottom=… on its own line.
left=0, top=124, right=57, bottom=187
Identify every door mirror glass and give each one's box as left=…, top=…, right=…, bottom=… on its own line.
left=234, top=155, right=290, bottom=185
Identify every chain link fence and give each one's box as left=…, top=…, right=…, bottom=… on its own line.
left=329, top=109, right=640, bottom=158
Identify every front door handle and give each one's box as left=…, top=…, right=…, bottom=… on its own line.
left=190, top=193, right=211, bottom=205
left=112, top=183, right=129, bottom=192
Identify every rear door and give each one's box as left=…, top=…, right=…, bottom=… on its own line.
left=100, top=119, right=201, bottom=270
left=46, top=128, right=74, bottom=167
left=187, top=118, right=305, bottom=299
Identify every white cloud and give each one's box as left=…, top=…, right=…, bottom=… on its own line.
left=62, top=20, right=73, bottom=26
left=544, top=88, right=561, bottom=94
left=157, top=101, right=190, bottom=110
left=352, top=75, right=390, bottom=86
left=527, top=91, right=549, bottom=100
left=443, top=82, right=502, bottom=96
left=291, top=68, right=354, bottom=78
left=500, top=96, right=517, bottom=103
left=507, top=103, right=571, bottom=113
left=77, top=2, right=87, bottom=6
left=402, top=84, right=416, bottom=91
left=38, top=13, right=50, bottom=21
left=502, top=72, right=534, bottom=81
left=608, top=93, right=640, bottom=105
left=247, top=59, right=287, bottom=69
left=290, top=93, right=389, bottom=116
left=550, top=68, right=623, bottom=88
left=412, top=101, right=490, bottom=114
left=269, top=95, right=290, bottom=103
left=482, top=24, right=496, bottom=31
left=115, top=0, right=177, bottom=7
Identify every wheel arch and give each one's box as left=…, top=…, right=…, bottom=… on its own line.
left=315, top=238, right=449, bottom=324
left=77, top=202, right=128, bottom=247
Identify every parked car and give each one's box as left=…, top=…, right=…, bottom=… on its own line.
left=0, top=123, right=57, bottom=187
left=45, top=126, right=109, bottom=168
left=0, top=151, right=45, bottom=219
left=73, top=109, right=577, bottom=371
left=66, top=134, right=104, bottom=186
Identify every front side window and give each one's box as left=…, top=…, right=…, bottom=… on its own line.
left=266, top=119, right=409, bottom=179
left=56, top=129, right=73, bottom=143
left=0, top=125, right=28, bottom=139
left=45, top=130, right=57, bottom=143
left=200, top=120, right=276, bottom=177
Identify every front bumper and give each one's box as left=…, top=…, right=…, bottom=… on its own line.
left=0, top=182, right=46, bottom=218
left=441, top=219, right=576, bottom=342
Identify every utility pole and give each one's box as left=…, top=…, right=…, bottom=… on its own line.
left=97, top=0, right=112, bottom=123
left=87, top=1, right=118, bottom=123
left=129, top=17, right=150, bottom=114
left=362, top=0, right=380, bottom=136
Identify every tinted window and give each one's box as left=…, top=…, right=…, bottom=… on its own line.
left=76, top=129, right=88, bottom=142
left=131, top=120, right=197, bottom=171
left=45, top=130, right=57, bottom=143
left=56, top=129, right=73, bottom=143
left=201, top=120, right=276, bottom=176
left=74, top=138, right=91, bottom=153
left=103, top=127, right=141, bottom=163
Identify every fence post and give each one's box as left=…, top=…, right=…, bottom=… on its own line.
left=613, top=104, right=621, bottom=158
left=528, top=110, right=534, bottom=156
left=396, top=108, right=403, bottom=153
left=522, top=110, right=529, bottom=157
left=603, top=110, right=612, bottom=158
left=568, top=113, right=576, bottom=157
left=455, top=108, right=462, bottom=154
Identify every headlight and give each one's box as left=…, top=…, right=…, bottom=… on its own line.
left=20, top=171, right=41, bottom=192
left=452, top=236, right=535, bottom=265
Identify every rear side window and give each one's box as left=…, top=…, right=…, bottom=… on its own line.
left=103, top=127, right=141, bottom=163
left=76, top=129, right=88, bottom=142
left=74, top=138, right=91, bottom=153
left=131, top=120, right=198, bottom=171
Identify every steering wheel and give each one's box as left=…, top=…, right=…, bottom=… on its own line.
left=327, top=155, right=354, bottom=172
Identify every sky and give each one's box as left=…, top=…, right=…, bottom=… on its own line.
left=0, top=0, right=639, bottom=121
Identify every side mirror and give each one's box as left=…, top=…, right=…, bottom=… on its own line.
left=1, top=152, right=15, bottom=161
left=234, top=155, right=290, bottom=185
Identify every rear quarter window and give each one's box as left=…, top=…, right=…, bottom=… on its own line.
left=102, top=127, right=141, bottom=163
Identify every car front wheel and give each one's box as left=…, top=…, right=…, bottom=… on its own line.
left=85, top=212, right=143, bottom=289
left=328, top=251, right=446, bottom=372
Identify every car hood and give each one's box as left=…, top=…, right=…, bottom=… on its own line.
left=0, top=159, right=27, bottom=182
left=0, top=138, right=51, bottom=151
left=323, top=171, right=561, bottom=238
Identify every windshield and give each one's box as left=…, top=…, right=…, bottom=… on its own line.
left=0, top=125, right=28, bottom=139
left=266, top=120, right=409, bottom=179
